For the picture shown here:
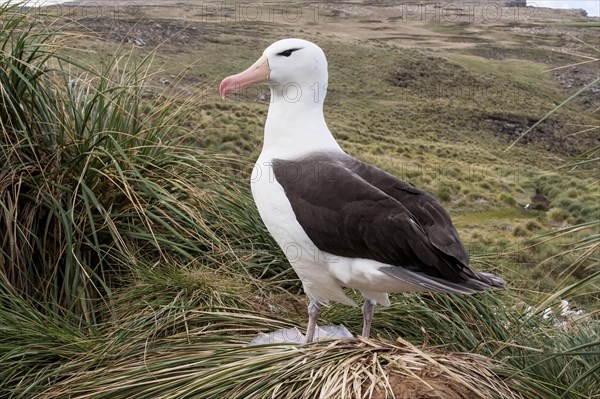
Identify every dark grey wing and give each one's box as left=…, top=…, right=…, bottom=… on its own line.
left=272, top=153, right=480, bottom=285
left=339, top=155, right=470, bottom=267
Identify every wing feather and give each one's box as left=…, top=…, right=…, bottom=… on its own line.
left=272, top=153, right=476, bottom=284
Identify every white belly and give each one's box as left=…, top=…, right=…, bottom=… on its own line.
left=251, top=158, right=351, bottom=305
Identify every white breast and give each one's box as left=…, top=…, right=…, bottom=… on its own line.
left=251, top=155, right=356, bottom=306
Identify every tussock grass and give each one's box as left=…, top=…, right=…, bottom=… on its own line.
left=35, top=339, right=521, bottom=399
left=0, top=3, right=282, bottom=322
left=1, top=4, right=599, bottom=399
left=2, top=271, right=598, bottom=398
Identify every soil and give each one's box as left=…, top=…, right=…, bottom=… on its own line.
left=373, top=373, right=475, bottom=399
left=69, top=17, right=213, bottom=48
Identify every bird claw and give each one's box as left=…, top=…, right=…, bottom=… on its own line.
left=248, top=325, right=353, bottom=345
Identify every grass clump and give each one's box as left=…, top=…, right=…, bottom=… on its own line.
left=533, top=173, right=598, bottom=225
left=525, top=220, right=543, bottom=231
left=0, top=3, right=281, bottom=323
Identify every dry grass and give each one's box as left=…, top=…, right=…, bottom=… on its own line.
left=32, top=334, right=522, bottom=399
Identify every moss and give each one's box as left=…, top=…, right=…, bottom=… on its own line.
left=500, top=193, right=517, bottom=206
left=548, top=208, right=568, bottom=223
left=436, top=186, right=452, bottom=202
left=565, top=188, right=581, bottom=199
left=525, top=220, right=543, bottom=231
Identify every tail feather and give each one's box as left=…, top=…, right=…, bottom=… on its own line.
left=476, top=272, right=505, bottom=288
left=381, top=266, right=505, bottom=294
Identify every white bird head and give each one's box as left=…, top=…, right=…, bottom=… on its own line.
left=219, top=38, right=328, bottom=105
left=219, top=38, right=341, bottom=158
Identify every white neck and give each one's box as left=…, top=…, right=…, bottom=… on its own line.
left=260, top=85, right=342, bottom=160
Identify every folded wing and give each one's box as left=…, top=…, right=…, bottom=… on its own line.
left=272, top=152, right=503, bottom=290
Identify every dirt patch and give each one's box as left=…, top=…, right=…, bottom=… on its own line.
left=373, top=372, right=475, bottom=399
left=77, top=17, right=212, bottom=48
left=485, top=112, right=579, bottom=152
left=341, top=339, right=520, bottom=399
left=552, top=66, right=600, bottom=109
left=388, top=50, right=486, bottom=93
left=530, top=188, right=551, bottom=211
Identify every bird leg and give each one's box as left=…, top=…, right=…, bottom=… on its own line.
left=362, top=299, right=376, bottom=338
left=305, top=300, right=321, bottom=343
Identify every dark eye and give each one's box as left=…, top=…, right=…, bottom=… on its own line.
left=276, top=48, right=302, bottom=57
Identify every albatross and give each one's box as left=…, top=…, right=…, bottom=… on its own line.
left=219, top=38, right=504, bottom=343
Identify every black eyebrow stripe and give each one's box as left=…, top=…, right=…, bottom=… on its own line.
left=276, top=47, right=303, bottom=56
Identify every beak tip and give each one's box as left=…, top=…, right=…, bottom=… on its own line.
left=218, top=78, right=229, bottom=99
left=218, top=56, right=269, bottom=100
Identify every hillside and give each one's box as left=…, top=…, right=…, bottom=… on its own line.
left=1, top=1, right=598, bottom=398
left=60, top=0, right=598, bottom=291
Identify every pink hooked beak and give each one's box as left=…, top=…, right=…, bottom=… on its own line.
left=219, top=55, right=270, bottom=99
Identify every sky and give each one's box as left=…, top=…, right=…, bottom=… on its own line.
left=528, top=1, right=600, bottom=17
